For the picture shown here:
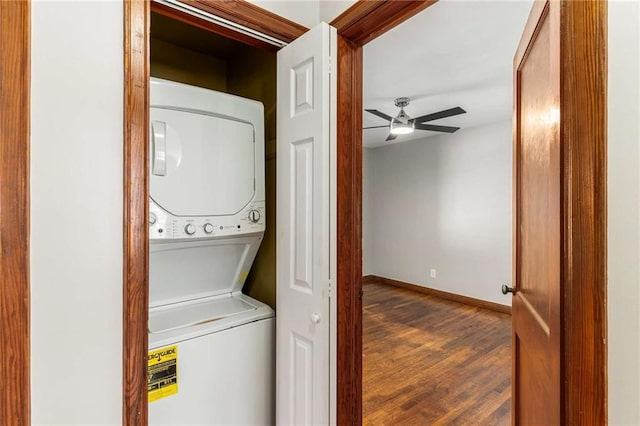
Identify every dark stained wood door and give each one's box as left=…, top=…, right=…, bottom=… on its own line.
left=512, top=1, right=561, bottom=424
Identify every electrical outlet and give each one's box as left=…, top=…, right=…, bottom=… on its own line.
left=430, top=269, right=437, bottom=278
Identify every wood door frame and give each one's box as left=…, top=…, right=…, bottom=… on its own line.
left=556, top=2, right=607, bottom=422
left=123, top=0, right=607, bottom=424
left=0, top=1, right=31, bottom=424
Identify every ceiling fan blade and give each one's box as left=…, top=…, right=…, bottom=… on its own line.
left=363, top=125, right=390, bottom=130
left=365, top=109, right=394, bottom=122
left=411, top=107, right=466, bottom=124
left=415, top=123, right=460, bottom=133
left=385, top=133, right=398, bottom=141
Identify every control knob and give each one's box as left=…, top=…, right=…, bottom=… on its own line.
left=249, top=209, right=261, bottom=223
left=203, top=223, right=214, bottom=234
left=184, top=223, right=196, bottom=235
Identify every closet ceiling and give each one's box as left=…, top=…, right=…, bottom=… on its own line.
left=152, top=13, right=245, bottom=58
left=363, top=0, right=533, bottom=148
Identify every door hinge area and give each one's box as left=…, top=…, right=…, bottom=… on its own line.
left=328, top=57, right=332, bottom=75
left=328, top=279, right=333, bottom=298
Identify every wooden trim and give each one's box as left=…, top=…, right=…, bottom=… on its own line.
left=331, top=0, right=437, bottom=45
left=560, top=1, right=607, bottom=423
left=0, top=1, right=31, bottom=424
left=368, top=276, right=512, bottom=315
left=362, top=275, right=377, bottom=285
left=514, top=0, right=548, bottom=73
left=336, top=35, right=363, bottom=426
left=123, top=1, right=150, bottom=425
left=171, top=0, right=307, bottom=44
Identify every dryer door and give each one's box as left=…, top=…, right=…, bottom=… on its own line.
left=150, top=107, right=255, bottom=217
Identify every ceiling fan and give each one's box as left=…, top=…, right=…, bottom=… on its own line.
left=364, top=97, right=466, bottom=141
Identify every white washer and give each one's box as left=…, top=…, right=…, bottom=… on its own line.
left=147, top=78, right=274, bottom=425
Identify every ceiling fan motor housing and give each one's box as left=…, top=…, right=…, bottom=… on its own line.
left=394, top=97, right=411, bottom=108
left=393, top=108, right=411, bottom=124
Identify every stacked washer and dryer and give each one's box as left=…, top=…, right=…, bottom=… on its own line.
left=147, top=78, right=274, bottom=425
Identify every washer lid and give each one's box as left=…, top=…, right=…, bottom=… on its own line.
left=148, top=294, right=275, bottom=349
left=149, top=295, right=258, bottom=334
left=150, top=106, right=255, bottom=217
left=149, top=235, right=263, bottom=308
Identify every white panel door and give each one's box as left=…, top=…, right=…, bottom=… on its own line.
left=276, top=22, right=336, bottom=426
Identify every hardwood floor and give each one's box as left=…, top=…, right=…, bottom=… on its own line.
left=363, top=280, right=511, bottom=425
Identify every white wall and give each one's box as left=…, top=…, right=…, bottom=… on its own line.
left=362, top=148, right=374, bottom=275
left=31, top=1, right=123, bottom=424
left=319, top=0, right=356, bottom=23
left=247, top=0, right=356, bottom=28
left=608, top=1, right=640, bottom=424
left=248, top=0, right=319, bottom=28
left=365, top=121, right=513, bottom=306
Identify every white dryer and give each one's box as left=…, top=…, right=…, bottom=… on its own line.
left=147, top=78, right=274, bottom=425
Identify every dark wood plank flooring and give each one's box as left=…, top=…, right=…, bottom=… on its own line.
left=363, top=281, right=511, bottom=425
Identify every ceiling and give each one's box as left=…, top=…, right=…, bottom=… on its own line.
left=151, top=12, right=252, bottom=59
left=362, top=0, right=533, bottom=148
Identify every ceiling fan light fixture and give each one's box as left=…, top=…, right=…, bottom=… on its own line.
left=389, top=122, right=414, bottom=135
left=363, top=98, right=466, bottom=141
left=389, top=107, right=415, bottom=135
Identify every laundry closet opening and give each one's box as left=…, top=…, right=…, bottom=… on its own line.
left=146, top=9, right=278, bottom=424
left=150, top=11, right=278, bottom=309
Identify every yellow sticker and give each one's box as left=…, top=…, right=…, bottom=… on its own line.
left=148, top=345, right=178, bottom=403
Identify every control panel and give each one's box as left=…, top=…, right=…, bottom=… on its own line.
left=149, top=199, right=265, bottom=240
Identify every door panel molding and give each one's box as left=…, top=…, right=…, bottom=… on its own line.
left=0, top=1, right=31, bottom=424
